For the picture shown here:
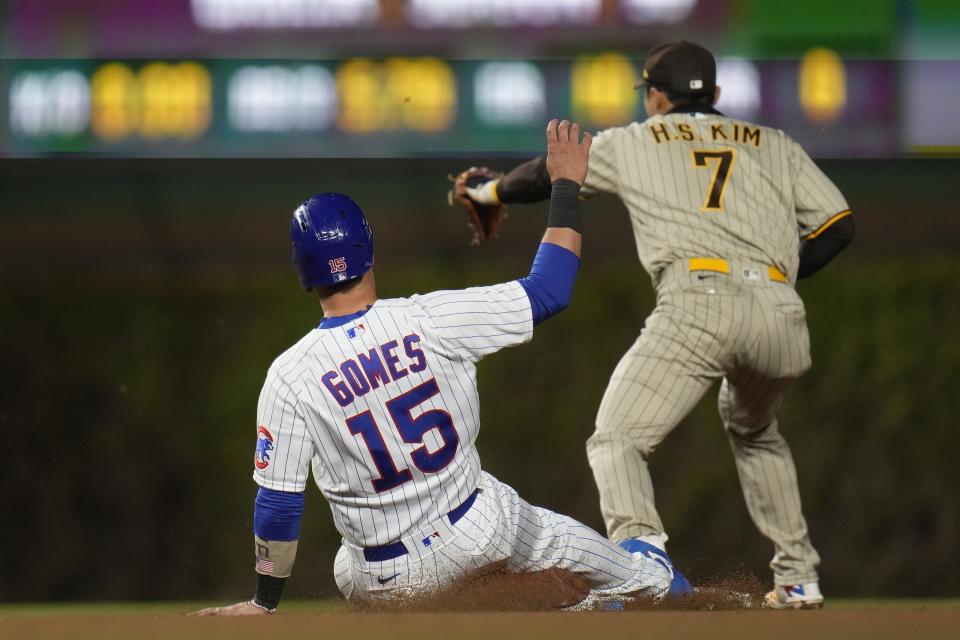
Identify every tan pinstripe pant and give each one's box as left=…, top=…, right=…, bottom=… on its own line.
left=586, top=261, right=821, bottom=585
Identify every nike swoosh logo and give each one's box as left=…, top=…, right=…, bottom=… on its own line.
left=377, top=573, right=401, bottom=585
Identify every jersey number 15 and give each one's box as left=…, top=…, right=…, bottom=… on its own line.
left=346, top=378, right=459, bottom=492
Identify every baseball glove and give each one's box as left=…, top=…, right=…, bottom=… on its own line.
left=447, top=167, right=507, bottom=246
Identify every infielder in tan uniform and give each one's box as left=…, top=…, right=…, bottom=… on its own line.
left=455, top=41, right=854, bottom=609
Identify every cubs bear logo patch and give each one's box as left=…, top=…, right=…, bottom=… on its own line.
left=254, top=425, right=274, bottom=470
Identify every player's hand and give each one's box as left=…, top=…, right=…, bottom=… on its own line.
left=545, top=119, right=593, bottom=186
left=188, top=600, right=272, bottom=616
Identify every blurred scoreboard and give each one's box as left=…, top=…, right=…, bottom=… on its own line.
left=0, top=55, right=933, bottom=158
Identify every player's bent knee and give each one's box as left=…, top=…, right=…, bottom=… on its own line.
left=587, top=430, right=659, bottom=460
left=725, top=420, right=782, bottom=443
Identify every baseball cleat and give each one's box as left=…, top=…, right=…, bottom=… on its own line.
left=618, top=538, right=693, bottom=597
left=762, top=582, right=824, bottom=609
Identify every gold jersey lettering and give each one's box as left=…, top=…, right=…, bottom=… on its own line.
left=741, top=125, right=761, bottom=147
left=649, top=123, right=670, bottom=144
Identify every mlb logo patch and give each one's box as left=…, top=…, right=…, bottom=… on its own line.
left=422, top=531, right=441, bottom=547
left=346, top=323, right=367, bottom=339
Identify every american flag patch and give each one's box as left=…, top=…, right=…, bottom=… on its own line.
left=346, top=323, right=367, bottom=339
left=256, top=557, right=275, bottom=574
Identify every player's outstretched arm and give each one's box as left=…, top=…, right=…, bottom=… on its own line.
left=517, top=119, right=592, bottom=325
left=493, top=154, right=552, bottom=203
left=450, top=120, right=615, bottom=247
left=454, top=155, right=551, bottom=207
left=461, top=151, right=556, bottom=206
left=459, top=120, right=613, bottom=208
left=189, top=486, right=305, bottom=616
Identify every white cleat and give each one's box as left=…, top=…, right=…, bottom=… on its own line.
left=762, top=582, right=824, bottom=610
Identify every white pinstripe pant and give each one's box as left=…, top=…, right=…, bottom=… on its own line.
left=333, top=471, right=671, bottom=603
left=586, top=265, right=821, bottom=586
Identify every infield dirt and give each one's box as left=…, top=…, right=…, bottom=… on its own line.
left=2, top=608, right=958, bottom=640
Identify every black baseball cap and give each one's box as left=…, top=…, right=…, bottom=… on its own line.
left=635, top=41, right=716, bottom=96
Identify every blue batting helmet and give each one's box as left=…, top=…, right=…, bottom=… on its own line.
left=291, top=193, right=374, bottom=291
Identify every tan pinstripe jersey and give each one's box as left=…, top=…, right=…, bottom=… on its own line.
left=582, top=113, right=851, bottom=283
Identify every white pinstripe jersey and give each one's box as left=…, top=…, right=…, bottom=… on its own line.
left=582, top=113, right=850, bottom=283
left=253, top=281, right=533, bottom=548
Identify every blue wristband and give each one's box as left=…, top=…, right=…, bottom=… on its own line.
left=518, top=242, right=580, bottom=325
left=253, top=487, right=305, bottom=541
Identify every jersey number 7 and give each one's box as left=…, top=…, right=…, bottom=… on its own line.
left=346, top=378, right=460, bottom=492
left=692, top=149, right=736, bottom=212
